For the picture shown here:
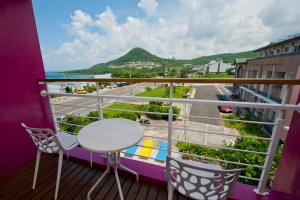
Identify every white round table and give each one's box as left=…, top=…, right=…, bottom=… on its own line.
left=77, top=118, right=144, bottom=200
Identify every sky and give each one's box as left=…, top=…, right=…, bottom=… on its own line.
left=33, top=0, right=300, bottom=71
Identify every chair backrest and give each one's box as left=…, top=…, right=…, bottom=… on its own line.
left=166, top=156, right=241, bottom=200
left=21, top=123, right=62, bottom=154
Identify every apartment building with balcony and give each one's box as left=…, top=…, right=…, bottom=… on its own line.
left=235, top=35, right=300, bottom=137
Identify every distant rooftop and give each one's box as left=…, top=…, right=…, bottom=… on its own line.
left=234, top=58, right=248, bottom=64
left=256, top=33, right=300, bottom=51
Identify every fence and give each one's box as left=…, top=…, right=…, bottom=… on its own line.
left=39, top=78, right=300, bottom=195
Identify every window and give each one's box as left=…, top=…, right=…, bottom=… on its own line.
left=269, top=50, right=274, bottom=56
left=294, top=45, right=300, bottom=53
left=276, top=49, right=281, bottom=55
left=284, top=47, right=290, bottom=53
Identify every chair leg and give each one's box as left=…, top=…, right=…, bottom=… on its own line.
left=168, top=183, right=174, bottom=200
left=32, top=150, right=41, bottom=189
left=54, top=150, right=63, bottom=200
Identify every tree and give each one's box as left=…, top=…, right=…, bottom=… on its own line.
left=65, top=86, right=72, bottom=93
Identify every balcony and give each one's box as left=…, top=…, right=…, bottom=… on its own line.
left=2, top=77, right=300, bottom=200
left=1, top=1, right=300, bottom=199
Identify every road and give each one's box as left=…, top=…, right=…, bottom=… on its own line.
left=189, top=84, right=229, bottom=125
left=52, top=83, right=153, bottom=116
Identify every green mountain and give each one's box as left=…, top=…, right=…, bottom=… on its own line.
left=69, top=47, right=259, bottom=74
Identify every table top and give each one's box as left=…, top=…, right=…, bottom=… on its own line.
left=77, top=118, right=144, bottom=153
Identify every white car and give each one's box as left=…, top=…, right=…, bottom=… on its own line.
left=107, top=84, right=118, bottom=89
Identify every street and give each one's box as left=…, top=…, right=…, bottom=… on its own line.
left=189, top=84, right=230, bottom=125
left=52, top=83, right=153, bottom=116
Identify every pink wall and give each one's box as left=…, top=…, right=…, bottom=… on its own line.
left=0, top=0, right=54, bottom=179
left=272, top=91, right=300, bottom=198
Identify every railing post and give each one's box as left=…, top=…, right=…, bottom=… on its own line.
left=184, top=103, right=187, bottom=143
left=254, top=117, right=283, bottom=195
left=40, top=83, right=58, bottom=133
left=254, top=84, right=289, bottom=195
left=96, top=83, right=103, bottom=120
left=167, top=82, right=174, bottom=156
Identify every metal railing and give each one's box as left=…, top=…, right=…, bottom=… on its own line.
left=39, top=78, right=300, bottom=196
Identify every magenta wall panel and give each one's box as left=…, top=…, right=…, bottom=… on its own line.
left=0, top=0, right=53, bottom=178
left=272, top=91, right=300, bottom=198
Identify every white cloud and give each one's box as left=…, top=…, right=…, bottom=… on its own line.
left=44, top=0, right=300, bottom=70
left=138, top=0, right=158, bottom=16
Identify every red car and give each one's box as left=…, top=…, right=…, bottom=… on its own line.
left=218, top=105, right=233, bottom=113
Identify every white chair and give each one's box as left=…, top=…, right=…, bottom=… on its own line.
left=21, top=123, right=78, bottom=200
left=166, top=156, right=241, bottom=200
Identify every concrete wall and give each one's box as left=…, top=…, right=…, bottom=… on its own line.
left=0, top=0, right=54, bottom=178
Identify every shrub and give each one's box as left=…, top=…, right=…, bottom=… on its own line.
left=145, top=104, right=180, bottom=120
left=176, top=138, right=282, bottom=186
left=83, top=85, right=97, bottom=93
left=65, top=86, right=73, bottom=93
left=145, top=87, right=152, bottom=91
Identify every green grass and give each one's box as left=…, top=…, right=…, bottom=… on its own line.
left=136, top=86, right=192, bottom=98
left=196, top=73, right=234, bottom=78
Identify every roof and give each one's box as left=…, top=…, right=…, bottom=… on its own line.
left=256, top=33, right=300, bottom=51
left=234, top=58, right=248, bottom=64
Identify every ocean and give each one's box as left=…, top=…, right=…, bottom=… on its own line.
left=45, top=72, right=95, bottom=93
left=45, top=72, right=95, bottom=79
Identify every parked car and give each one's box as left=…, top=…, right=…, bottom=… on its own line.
left=217, top=95, right=233, bottom=113
left=74, top=88, right=87, bottom=94
left=217, top=94, right=227, bottom=101
left=218, top=105, right=233, bottom=113
left=107, top=84, right=118, bottom=89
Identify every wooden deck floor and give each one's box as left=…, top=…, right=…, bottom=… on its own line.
left=0, top=155, right=189, bottom=200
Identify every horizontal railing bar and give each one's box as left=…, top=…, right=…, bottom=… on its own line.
left=120, top=152, right=162, bottom=161
left=239, top=175, right=260, bottom=181
left=143, top=135, right=168, bottom=140
left=57, top=121, right=84, bottom=127
left=39, top=78, right=300, bottom=85
left=46, top=92, right=300, bottom=111
left=103, top=107, right=173, bottom=116
left=174, top=150, right=264, bottom=168
left=170, top=138, right=268, bottom=155
left=178, top=127, right=272, bottom=140
left=52, top=103, right=98, bottom=110
left=187, top=114, right=275, bottom=125
left=53, top=112, right=100, bottom=120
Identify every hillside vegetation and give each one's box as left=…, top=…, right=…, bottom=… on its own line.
left=68, top=47, right=260, bottom=74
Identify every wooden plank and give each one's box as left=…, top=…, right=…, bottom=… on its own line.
left=114, top=178, right=134, bottom=200
left=39, top=78, right=300, bottom=85
left=26, top=161, right=79, bottom=200
left=61, top=167, right=98, bottom=200
left=0, top=154, right=54, bottom=195
left=146, top=185, right=159, bottom=200
left=93, top=174, right=116, bottom=200
left=1, top=155, right=59, bottom=199
left=42, top=162, right=86, bottom=199
left=135, top=184, right=150, bottom=200
left=157, top=187, right=168, bottom=200
left=125, top=181, right=142, bottom=200
left=73, top=169, right=107, bottom=200
left=103, top=176, right=125, bottom=200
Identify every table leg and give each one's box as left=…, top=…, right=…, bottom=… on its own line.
left=119, top=164, right=139, bottom=182
left=87, top=161, right=110, bottom=200
left=114, top=166, right=124, bottom=200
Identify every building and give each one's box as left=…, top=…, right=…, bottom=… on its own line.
left=235, top=34, right=300, bottom=139
left=206, top=59, right=233, bottom=73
